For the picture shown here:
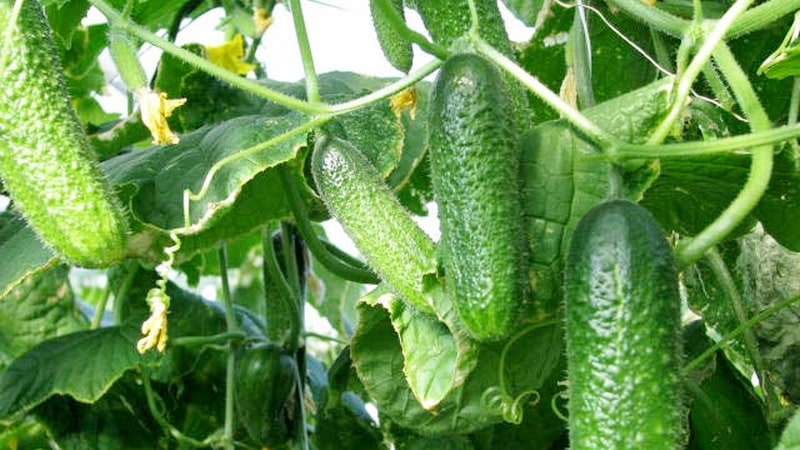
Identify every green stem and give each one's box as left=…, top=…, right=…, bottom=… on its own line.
left=373, top=0, right=448, bottom=59
left=263, top=223, right=301, bottom=351
left=141, top=368, right=211, bottom=447
left=676, top=41, right=773, bottom=266
left=112, top=262, right=139, bottom=324
left=728, top=0, right=800, bottom=38
left=90, top=287, right=112, bottom=329
left=603, top=0, right=689, bottom=37
left=705, top=248, right=773, bottom=411
left=304, top=331, right=347, bottom=345
left=327, top=59, right=442, bottom=114
left=281, top=167, right=379, bottom=284
left=281, top=221, right=302, bottom=301
left=475, top=39, right=615, bottom=149
left=89, top=0, right=324, bottom=114
left=649, top=0, right=754, bottom=145
left=571, top=3, right=595, bottom=109
left=605, top=123, right=800, bottom=159
left=171, top=331, right=247, bottom=347
left=217, top=245, right=237, bottom=450
left=683, top=294, right=800, bottom=375
left=287, top=0, right=320, bottom=104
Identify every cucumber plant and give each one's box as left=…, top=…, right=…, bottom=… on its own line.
left=0, top=0, right=798, bottom=449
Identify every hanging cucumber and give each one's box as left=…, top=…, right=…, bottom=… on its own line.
left=564, top=199, right=683, bottom=449
left=310, top=135, right=438, bottom=316
left=0, top=0, right=128, bottom=267
left=428, top=52, right=527, bottom=341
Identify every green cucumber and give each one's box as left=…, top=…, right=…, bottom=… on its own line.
left=564, top=199, right=683, bottom=449
left=0, top=0, right=128, bottom=267
left=427, top=52, right=527, bottom=341
left=369, top=0, right=413, bottom=73
left=234, top=343, right=296, bottom=447
left=311, top=135, right=437, bottom=316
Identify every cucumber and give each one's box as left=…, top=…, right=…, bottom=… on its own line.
left=369, top=0, right=413, bottom=73
left=0, top=0, right=128, bottom=267
left=564, top=199, right=683, bottom=449
left=427, top=52, right=527, bottom=341
left=234, top=343, right=296, bottom=447
left=311, top=135, right=438, bottom=316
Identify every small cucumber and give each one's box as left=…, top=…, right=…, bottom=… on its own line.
left=369, top=0, right=413, bottom=73
left=564, top=199, right=683, bottom=449
left=427, top=53, right=527, bottom=341
left=234, top=343, right=296, bottom=447
left=0, top=0, right=128, bottom=267
left=311, top=135, right=437, bottom=316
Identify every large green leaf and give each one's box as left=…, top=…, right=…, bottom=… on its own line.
left=103, top=112, right=306, bottom=232
left=0, top=211, right=56, bottom=299
left=360, top=285, right=478, bottom=410
left=522, top=76, right=671, bottom=315
left=0, top=325, right=152, bottom=420
left=685, top=322, right=773, bottom=450
left=0, top=265, right=87, bottom=364
left=351, top=287, right=561, bottom=436
left=351, top=299, right=502, bottom=435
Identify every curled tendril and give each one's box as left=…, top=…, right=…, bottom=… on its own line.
left=551, top=380, right=569, bottom=422
left=481, top=386, right=540, bottom=425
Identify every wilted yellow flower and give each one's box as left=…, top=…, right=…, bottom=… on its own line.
left=136, top=88, right=186, bottom=145
left=204, top=34, right=257, bottom=75
left=137, top=288, right=170, bottom=354
left=254, top=7, right=274, bottom=35
left=390, top=87, right=418, bottom=120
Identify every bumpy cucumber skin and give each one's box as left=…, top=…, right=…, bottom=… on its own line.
left=428, top=53, right=527, bottom=341
left=369, top=0, right=413, bottom=73
left=0, top=0, right=128, bottom=267
left=565, top=200, right=683, bottom=450
left=311, top=136, right=437, bottom=316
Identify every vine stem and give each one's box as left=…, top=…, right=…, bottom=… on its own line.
left=704, top=248, right=773, bottom=412
left=605, top=123, right=800, bottom=159
left=683, top=294, right=800, bottom=375
left=728, top=0, right=800, bottom=39
left=373, top=0, right=448, bottom=59
left=648, top=0, right=755, bottom=145
left=88, top=0, right=324, bottom=114
left=217, top=245, right=237, bottom=450
left=474, top=39, right=615, bottom=149
left=287, top=0, right=320, bottom=104
left=675, top=41, right=773, bottom=266
left=603, top=0, right=689, bottom=37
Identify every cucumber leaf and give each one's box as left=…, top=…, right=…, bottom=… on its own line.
left=358, top=285, right=478, bottom=410
left=0, top=325, right=153, bottom=420
left=0, top=265, right=87, bottom=364
left=684, top=321, right=772, bottom=450
left=776, top=407, right=800, bottom=450
left=104, top=113, right=306, bottom=233
left=522, top=76, right=671, bottom=314
left=0, top=211, right=57, bottom=299
left=350, top=295, right=503, bottom=435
